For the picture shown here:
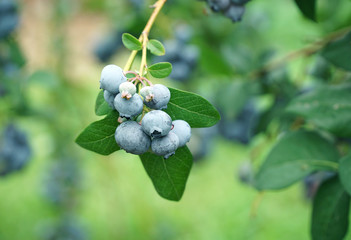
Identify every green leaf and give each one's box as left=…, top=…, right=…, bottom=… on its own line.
left=95, top=90, right=113, bottom=116
left=294, top=0, right=316, bottom=21
left=140, top=146, right=193, bottom=201
left=321, top=31, right=351, bottom=71
left=286, top=84, right=351, bottom=137
left=122, top=33, right=142, bottom=51
left=311, top=177, right=350, bottom=240
left=147, top=39, right=165, bottom=56
left=75, top=111, right=120, bottom=155
left=339, top=153, right=351, bottom=196
left=164, top=88, right=220, bottom=128
left=148, top=62, right=172, bottom=78
left=254, top=130, right=339, bottom=190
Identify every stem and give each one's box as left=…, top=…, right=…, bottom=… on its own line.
left=251, top=26, right=351, bottom=79
left=139, top=33, right=148, bottom=75
left=123, top=0, right=167, bottom=72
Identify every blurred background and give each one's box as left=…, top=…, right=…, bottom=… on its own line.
left=0, top=0, right=351, bottom=239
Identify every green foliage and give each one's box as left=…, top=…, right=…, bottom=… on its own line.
left=294, top=0, right=316, bottom=21
left=140, top=146, right=193, bottom=201
left=255, top=131, right=339, bottom=190
left=321, top=31, right=351, bottom=71
left=148, top=62, right=172, bottom=78
left=95, top=90, right=112, bottom=116
left=311, top=177, right=350, bottom=240
left=286, top=84, right=351, bottom=137
left=165, top=88, right=220, bottom=128
left=122, top=33, right=142, bottom=51
left=339, top=153, right=351, bottom=196
left=75, top=111, right=120, bottom=155
left=147, top=39, right=165, bottom=56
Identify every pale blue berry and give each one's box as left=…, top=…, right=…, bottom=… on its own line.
left=144, top=84, right=170, bottom=110
left=103, top=90, right=116, bottom=109
left=115, top=121, right=151, bottom=155
left=100, top=64, right=126, bottom=94
left=141, top=110, right=172, bottom=138
left=151, top=132, right=179, bottom=159
left=114, top=93, right=143, bottom=118
left=170, top=120, right=191, bottom=147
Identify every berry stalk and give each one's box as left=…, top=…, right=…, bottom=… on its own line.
left=123, top=0, right=167, bottom=72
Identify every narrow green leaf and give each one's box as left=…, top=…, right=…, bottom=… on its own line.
left=148, top=62, right=172, bottom=78
left=254, top=131, right=339, bottom=190
left=311, top=177, right=350, bottom=240
left=321, top=31, right=351, bottom=71
left=95, top=90, right=113, bottom=116
left=339, top=153, right=351, bottom=196
left=164, top=88, right=220, bottom=128
left=147, top=39, right=165, bottom=56
left=122, top=33, right=142, bottom=51
left=294, top=0, right=316, bottom=21
left=75, top=111, right=120, bottom=155
left=140, top=146, right=193, bottom=201
left=286, top=84, right=351, bottom=137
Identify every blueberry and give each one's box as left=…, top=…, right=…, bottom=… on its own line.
left=93, top=30, right=123, bottom=63
left=170, top=120, right=191, bottom=147
left=181, top=45, right=199, bottom=65
left=225, top=4, right=245, bottom=22
left=119, top=81, right=136, bottom=99
left=0, top=0, right=17, bottom=14
left=170, top=61, right=191, bottom=81
left=141, top=110, right=172, bottom=138
left=0, top=12, right=19, bottom=39
left=175, top=24, right=192, bottom=43
left=208, top=0, right=231, bottom=12
left=100, top=65, right=127, bottom=94
left=115, top=121, right=151, bottom=155
left=114, top=93, right=143, bottom=118
left=151, top=132, right=179, bottom=159
left=231, top=0, right=250, bottom=4
left=143, top=84, right=171, bottom=110
left=0, top=124, right=31, bottom=176
left=140, top=86, right=154, bottom=102
left=103, top=90, right=116, bottom=109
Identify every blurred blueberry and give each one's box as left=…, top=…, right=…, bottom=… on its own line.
left=42, top=159, right=80, bottom=205
left=188, top=126, right=217, bottom=162
left=0, top=124, right=32, bottom=176
left=0, top=0, right=19, bottom=39
left=219, top=102, right=259, bottom=144
left=41, top=217, right=87, bottom=240
left=93, top=31, right=123, bottom=63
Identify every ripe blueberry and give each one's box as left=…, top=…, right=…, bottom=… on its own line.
left=151, top=132, right=179, bottom=159
left=103, top=90, right=116, bottom=109
left=100, top=65, right=126, bottom=94
left=170, top=120, right=191, bottom=147
left=225, top=4, right=245, bottom=22
left=143, top=84, right=170, bottom=110
left=115, top=121, right=151, bottom=155
left=141, top=110, right=172, bottom=138
left=114, top=93, right=143, bottom=118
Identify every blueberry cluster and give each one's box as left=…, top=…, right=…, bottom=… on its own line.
left=0, top=0, right=19, bottom=39
left=0, top=124, right=32, bottom=176
left=205, top=0, right=250, bottom=22
left=100, top=65, right=192, bottom=158
left=154, top=26, right=199, bottom=82
left=218, top=102, right=259, bottom=144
